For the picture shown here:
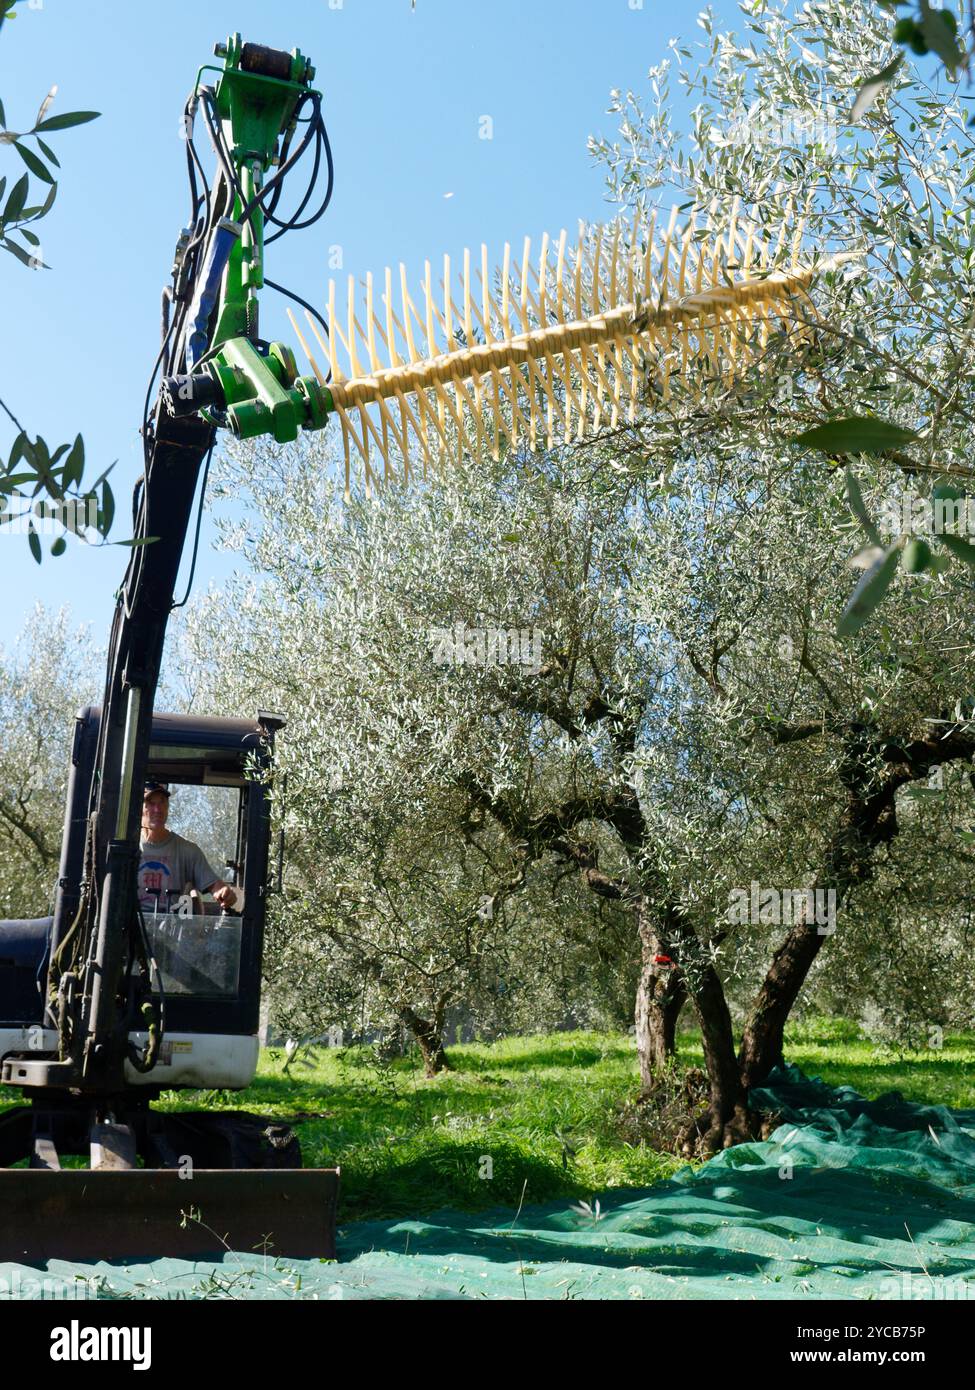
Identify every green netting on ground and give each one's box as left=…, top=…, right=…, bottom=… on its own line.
left=5, top=1064, right=975, bottom=1300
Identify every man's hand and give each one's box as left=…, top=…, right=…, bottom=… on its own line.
left=210, top=880, right=239, bottom=912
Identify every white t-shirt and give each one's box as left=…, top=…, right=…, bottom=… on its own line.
left=138, top=832, right=219, bottom=909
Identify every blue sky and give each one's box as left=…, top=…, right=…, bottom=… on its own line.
left=0, top=0, right=745, bottom=657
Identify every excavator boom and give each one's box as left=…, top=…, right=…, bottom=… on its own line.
left=0, top=33, right=338, bottom=1262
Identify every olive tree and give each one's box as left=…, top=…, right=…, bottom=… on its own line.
left=0, top=604, right=97, bottom=918
left=590, top=0, right=975, bottom=622
left=181, top=403, right=975, bottom=1143
left=177, top=433, right=674, bottom=1071
left=178, top=0, right=975, bottom=1145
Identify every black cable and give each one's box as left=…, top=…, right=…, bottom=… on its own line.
left=200, top=90, right=240, bottom=212
left=143, top=92, right=218, bottom=451
left=263, top=277, right=332, bottom=378
left=121, top=466, right=149, bottom=619
left=164, top=106, right=215, bottom=373
left=131, top=473, right=144, bottom=530
left=140, top=336, right=168, bottom=465
left=180, top=99, right=212, bottom=267
left=185, top=96, right=214, bottom=234
left=202, top=84, right=335, bottom=245
left=264, top=127, right=322, bottom=237
left=146, top=100, right=205, bottom=433
left=262, top=103, right=324, bottom=230
left=263, top=103, right=334, bottom=238
left=202, top=86, right=325, bottom=236
left=262, top=116, right=297, bottom=222
left=266, top=120, right=334, bottom=239
left=171, top=442, right=214, bottom=609
left=238, top=93, right=322, bottom=225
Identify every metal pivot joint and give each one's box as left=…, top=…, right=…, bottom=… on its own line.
left=161, top=32, right=329, bottom=445
left=164, top=340, right=330, bottom=444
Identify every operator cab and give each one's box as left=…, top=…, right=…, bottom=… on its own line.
left=0, top=707, right=284, bottom=1093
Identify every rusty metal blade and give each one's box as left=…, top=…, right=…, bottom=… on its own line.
left=0, top=1167, right=339, bottom=1262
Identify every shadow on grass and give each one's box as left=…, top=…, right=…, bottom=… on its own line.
left=786, top=1057, right=975, bottom=1112
left=331, top=1139, right=580, bottom=1222
left=446, top=1042, right=634, bottom=1074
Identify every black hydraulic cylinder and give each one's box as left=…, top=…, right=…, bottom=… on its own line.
left=51, top=407, right=216, bottom=1089
left=80, top=840, right=139, bottom=1083
left=161, top=371, right=224, bottom=419
left=240, top=42, right=294, bottom=80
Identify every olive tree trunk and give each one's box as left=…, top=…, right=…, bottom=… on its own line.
left=399, top=1002, right=451, bottom=1077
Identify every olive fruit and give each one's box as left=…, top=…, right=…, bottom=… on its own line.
left=903, top=537, right=932, bottom=573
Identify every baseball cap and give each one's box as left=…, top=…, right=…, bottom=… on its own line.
left=143, top=781, right=171, bottom=799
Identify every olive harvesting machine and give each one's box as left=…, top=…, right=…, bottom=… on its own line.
left=0, top=35, right=340, bottom=1262
left=0, top=29, right=844, bottom=1263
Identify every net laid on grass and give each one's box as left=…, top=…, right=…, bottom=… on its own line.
left=4, top=1064, right=975, bottom=1300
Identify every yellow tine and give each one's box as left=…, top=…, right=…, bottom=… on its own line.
left=424, top=260, right=437, bottom=359
left=554, top=227, right=568, bottom=326
left=326, top=280, right=343, bottom=382
left=288, top=308, right=325, bottom=385
left=365, top=272, right=381, bottom=374
left=468, top=279, right=534, bottom=442
left=519, top=236, right=531, bottom=337
left=400, top=262, right=418, bottom=362
left=480, top=243, right=501, bottom=458
left=537, top=232, right=549, bottom=327
left=501, top=242, right=512, bottom=343
left=384, top=266, right=401, bottom=368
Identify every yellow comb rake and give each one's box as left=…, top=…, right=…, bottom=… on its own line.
left=287, top=202, right=847, bottom=498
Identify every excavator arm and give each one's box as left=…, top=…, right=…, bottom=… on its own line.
left=0, top=34, right=342, bottom=1262
left=2, top=35, right=332, bottom=1096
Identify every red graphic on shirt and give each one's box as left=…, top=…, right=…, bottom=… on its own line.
left=140, top=859, right=172, bottom=905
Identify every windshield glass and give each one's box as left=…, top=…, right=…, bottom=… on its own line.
left=139, top=783, right=240, bottom=913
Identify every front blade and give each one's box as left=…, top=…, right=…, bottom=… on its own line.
left=0, top=1167, right=339, bottom=1263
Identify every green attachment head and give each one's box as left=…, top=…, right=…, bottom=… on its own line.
left=214, top=33, right=315, bottom=85
left=162, top=37, right=330, bottom=447
left=212, top=32, right=315, bottom=160
left=207, top=35, right=320, bottom=351
left=206, top=338, right=330, bottom=443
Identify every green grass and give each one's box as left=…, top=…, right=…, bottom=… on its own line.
left=167, top=1020, right=975, bottom=1222
left=160, top=1031, right=684, bottom=1222
left=778, top=1016, right=975, bottom=1110
left=5, top=1020, right=975, bottom=1222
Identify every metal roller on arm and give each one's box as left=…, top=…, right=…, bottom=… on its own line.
left=287, top=204, right=852, bottom=497
left=171, top=192, right=851, bottom=498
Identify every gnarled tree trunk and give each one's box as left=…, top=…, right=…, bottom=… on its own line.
left=739, top=730, right=905, bottom=1089
left=634, top=900, right=686, bottom=1089
left=399, top=1002, right=451, bottom=1077
left=644, top=902, right=754, bottom=1153
left=683, top=953, right=754, bottom=1153
left=738, top=897, right=828, bottom=1090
